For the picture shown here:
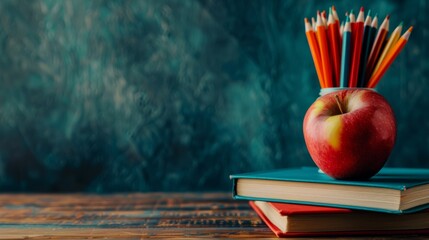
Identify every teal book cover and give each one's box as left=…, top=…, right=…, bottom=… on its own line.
left=231, top=167, right=429, bottom=214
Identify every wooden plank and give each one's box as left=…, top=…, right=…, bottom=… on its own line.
left=0, top=193, right=427, bottom=239
left=0, top=228, right=275, bottom=239
left=0, top=193, right=275, bottom=238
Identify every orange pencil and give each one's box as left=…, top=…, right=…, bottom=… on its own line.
left=328, top=9, right=341, bottom=87
left=365, top=15, right=390, bottom=83
left=349, top=7, right=365, bottom=87
left=305, top=18, right=325, bottom=88
left=316, top=12, right=333, bottom=87
left=367, top=27, right=413, bottom=88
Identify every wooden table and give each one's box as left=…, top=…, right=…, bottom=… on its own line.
left=0, top=193, right=426, bottom=239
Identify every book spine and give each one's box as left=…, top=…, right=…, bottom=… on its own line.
left=231, top=179, right=238, bottom=199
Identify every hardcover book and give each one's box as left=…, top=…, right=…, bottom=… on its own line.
left=250, top=201, right=429, bottom=237
left=231, top=167, right=429, bottom=213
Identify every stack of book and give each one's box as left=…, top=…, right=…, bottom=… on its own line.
left=230, top=167, right=429, bottom=237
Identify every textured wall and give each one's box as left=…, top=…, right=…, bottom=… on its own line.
left=0, top=0, right=428, bottom=192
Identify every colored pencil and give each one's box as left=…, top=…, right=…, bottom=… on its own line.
left=369, top=16, right=379, bottom=50
left=349, top=7, right=365, bottom=87
left=359, top=15, right=378, bottom=87
left=373, top=23, right=403, bottom=75
left=332, top=5, right=341, bottom=32
left=349, top=10, right=355, bottom=22
left=340, top=17, right=352, bottom=87
left=304, top=7, right=411, bottom=89
left=328, top=9, right=341, bottom=87
left=349, top=10, right=356, bottom=31
left=348, top=10, right=356, bottom=84
left=312, top=17, right=317, bottom=31
left=357, top=11, right=372, bottom=87
left=305, top=18, right=325, bottom=88
left=321, top=11, right=328, bottom=27
left=364, top=15, right=390, bottom=83
left=342, top=11, right=348, bottom=39
left=367, top=27, right=413, bottom=88
left=317, top=12, right=333, bottom=88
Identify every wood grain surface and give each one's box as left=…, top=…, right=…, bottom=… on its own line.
left=0, top=193, right=427, bottom=239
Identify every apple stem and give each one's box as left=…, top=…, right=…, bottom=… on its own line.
left=334, top=95, right=344, bottom=114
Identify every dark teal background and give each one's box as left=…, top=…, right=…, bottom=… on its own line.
left=0, top=0, right=428, bottom=192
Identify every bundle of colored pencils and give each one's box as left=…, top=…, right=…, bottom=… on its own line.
left=304, top=6, right=413, bottom=88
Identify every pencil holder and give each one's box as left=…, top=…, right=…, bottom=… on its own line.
left=303, top=87, right=397, bottom=180
left=319, top=87, right=374, bottom=96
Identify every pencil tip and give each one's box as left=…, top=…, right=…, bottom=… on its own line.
left=360, top=7, right=364, bottom=12
left=329, top=7, right=332, bottom=14
left=332, top=5, right=336, bottom=11
left=304, top=18, right=308, bottom=23
left=367, top=10, right=371, bottom=17
left=408, top=26, right=414, bottom=32
left=399, top=21, right=403, bottom=26
left=386, top=15, right=390, bottom=19
left=350, top=9, right=354, bottom=14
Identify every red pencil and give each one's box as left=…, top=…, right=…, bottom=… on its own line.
left=332, top=6, right=342, bottom=45
left=332, top=6, right=341, bottom=26
left=328, top=9, right=341, bottom=87
left=349, top=7, right=365, bottom=87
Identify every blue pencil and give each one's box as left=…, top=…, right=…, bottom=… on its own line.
left=340, top=17, right=352, bottom=87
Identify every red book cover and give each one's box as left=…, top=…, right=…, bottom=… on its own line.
left=249, top=201, right=429, bottom=237
left=269, top=201, right=352, bottom=215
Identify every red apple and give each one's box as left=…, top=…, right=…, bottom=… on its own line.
left=303, top=89, right=396, bottom=180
